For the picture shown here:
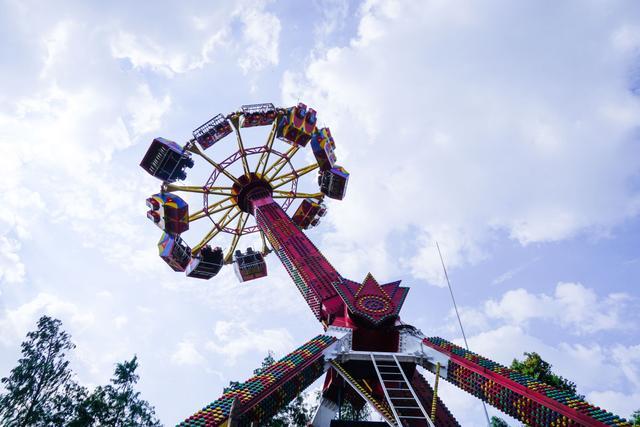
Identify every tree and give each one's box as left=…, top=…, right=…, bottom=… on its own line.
left=254, top=352, right=276, bottom=375
left=630, top=409, right=640, bottom=425
left=338, top=398, right=371, bottom=422
left=71, top=356, right=161, bottom=426
left=0, top=315, right=86, bottom=426
left=490, top=415, right=510, bottom=426
left=0, top=316, right=161, bottom=427
left=510, top=352, right=583, bottom=399
left=269, top=393, right=314, bottom=427
left=488, top=352, right=587, bottom=427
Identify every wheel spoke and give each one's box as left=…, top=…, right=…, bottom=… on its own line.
left=255, top=120, right=279, bottom=176
left=230, top=120, right=251, bottom=177
left=190, top=144, right=242, bottom=186
left=224, top=213, right=249, bottom=264
left=260, top=230, right=270, bottom=255
left=264, top=145, right=299, bottom=179
left=188, top=196, right=235, bottom=222
left=270, top=163, right=319, bottom=190
left=164, top=183, right=233, bottom=196
left=272, top=190, right=324, bottom=199
left=192, top=207, right=240, bottom=254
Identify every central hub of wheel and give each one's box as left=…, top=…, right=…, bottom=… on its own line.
left=232, top=173, right=273, bottom=213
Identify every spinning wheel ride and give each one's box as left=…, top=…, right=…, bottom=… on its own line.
left=140, top=103, right=631, bottom=427
left=141, top=102, right=347, bottom=282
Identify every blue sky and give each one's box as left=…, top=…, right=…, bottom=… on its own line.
left=1, top=0, right=639, bottom=425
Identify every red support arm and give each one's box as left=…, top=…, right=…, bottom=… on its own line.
left=178, top=335, right=337, bottom=427
left=423, top=337, right=632, bottom=427
left=252, top=195, right=344, bottom=322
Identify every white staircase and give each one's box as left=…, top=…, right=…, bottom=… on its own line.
left=370, top=354, right=435, bottom=427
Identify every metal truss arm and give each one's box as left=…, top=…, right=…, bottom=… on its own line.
left=252, top=196, right=343, bottom=322
left=421, top=337, right=632, bottom=427
left=179, top=332, right=349, bottom=427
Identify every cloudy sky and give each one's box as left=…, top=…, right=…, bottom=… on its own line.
left=1, top=0, right=639, bottom=425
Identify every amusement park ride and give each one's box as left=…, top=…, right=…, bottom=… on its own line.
left=140, top=103, right=632, bottom=426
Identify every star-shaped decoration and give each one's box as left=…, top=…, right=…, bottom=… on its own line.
left=334, top=273, right=409, bottom=325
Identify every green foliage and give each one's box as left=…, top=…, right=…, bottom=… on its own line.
left=338, top=398, right=371, bottom=421
left=72, top=356, right=161, bottom=426
left=254, top=352, right=276, bottom=376
left=0, top=316, right=160, bottom=427
left=490, top=415, right=510, bottom=426
left=0, top=316, right=86, bottom=426
left=630, top=409, right=640, bottom=425
left=223, top=381, right=241, bottom=394
left=268, top=393, right=314, bottom=427
left=510, top=352, right=583, bottom=399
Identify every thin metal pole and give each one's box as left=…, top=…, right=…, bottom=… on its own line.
left=436, top=241, right=491, bottom=426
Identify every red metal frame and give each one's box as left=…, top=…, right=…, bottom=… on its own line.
left=422, top=338, right=624, bottom=426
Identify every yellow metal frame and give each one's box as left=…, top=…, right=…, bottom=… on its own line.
left=255, top=119, right=279, bottom=177
left=224, top=213, right=250, bottom=264
left=192, top=208, right=241, bottom=254
left=188, top=196, right=235, bottom=222
left=165, top=183, right=233, bottom=196
left=189, top=144, right=242, bottom=186
left=167, top=112, right=326, bottom=262
left=269, top=163, right=319, bottom=190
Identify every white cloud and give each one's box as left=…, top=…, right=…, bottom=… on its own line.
left=108, top=1, right=280, bottom=78
left=172, top=340, right=207, bottom=366
left=125, top=84, right=172, bottom=138
left=205, top=320, right=294, bottom=364
left=40, top=20, right=72, bottom=78
left=0, top=293, right=95, bottom=345
left=484, top=282, right=631, bottom=334
left=460, top=325, right=640, bottom=419
left=236, top=2, right=281, bottom=74
left=587, top=390, right=640, bottom=420
left=0, top=73, right=171, bottom=274
left=611, top=343, right=640, bottom=390
left=492, top=257, right=539, bottom=285
left=611, top=24, right=640, bottom=53
left=110, top=30, right=228, bottom=77
left=114, top=315, right=128, bottom=329
left=283, top=0, right=640, bottom=284
left=313, top=0, right=350, bottom=41
left=0, top=236, right=26, bottom=285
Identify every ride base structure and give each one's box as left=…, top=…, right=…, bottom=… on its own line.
left=140, top=103, right=632, bottom=426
